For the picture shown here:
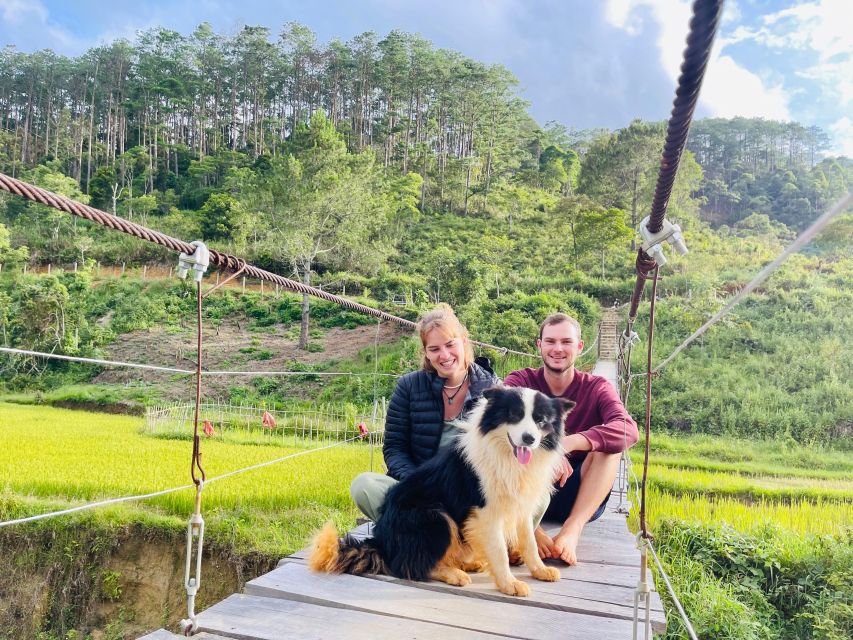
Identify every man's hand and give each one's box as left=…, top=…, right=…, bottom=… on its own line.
left=554, top=456, right=573, bottom=487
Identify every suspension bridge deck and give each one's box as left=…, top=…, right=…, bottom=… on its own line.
left=141, top=493, right=665, bottom=639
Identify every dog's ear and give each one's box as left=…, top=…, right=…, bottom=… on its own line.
left=482, top=385, right=505, bottom=401
left=555, top=398, right=576, bottom=416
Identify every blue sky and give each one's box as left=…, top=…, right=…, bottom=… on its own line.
left=2, top=0, right=851, bottom=156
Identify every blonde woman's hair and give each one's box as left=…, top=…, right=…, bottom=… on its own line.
left=416, top=303, right=475, bottom=373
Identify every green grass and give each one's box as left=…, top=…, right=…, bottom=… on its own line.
left=0, top=402, right=380, bottom=554
left=640, top=465, right=853, bottom=502
left=647, top=454, right=853, bottom=482
left=630, top=487, right=851, bottom=537
left=643, top=433, right=853, bottom=473
left=625, top=433, right=853, bottom=640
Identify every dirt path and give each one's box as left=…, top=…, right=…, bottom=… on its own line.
left=95, top=319, right=407, bottom=401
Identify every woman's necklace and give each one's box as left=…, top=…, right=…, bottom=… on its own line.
left=443, top=373, right=469, bottom=405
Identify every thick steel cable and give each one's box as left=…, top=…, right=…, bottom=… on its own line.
left=647, top=0, right=723, bottom=234
left=0, top=171, right=536, bottom=358
left=653, top=190, right=853, bottom=373
left=627, top=0, right=723, bottom=323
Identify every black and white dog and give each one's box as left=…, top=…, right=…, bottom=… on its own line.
left=309, top=386, right=574, bottom=596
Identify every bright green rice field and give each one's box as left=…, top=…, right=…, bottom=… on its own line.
left=0, top=402, right=371, bottom=553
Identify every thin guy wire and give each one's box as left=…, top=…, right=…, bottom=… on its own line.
left=647, top=538, right=700, bottom=640
left=190, top=281, right=205, bottom=485
left=0, top=346, right=193, bottom=373
left=0, top=346, right=399, bottom=377
left=653, top=191, right=853, bottom=373
left=0, top=436, right=361, bottom=528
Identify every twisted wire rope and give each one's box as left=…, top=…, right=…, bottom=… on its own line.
left=0, top=171, right=536, bottom=359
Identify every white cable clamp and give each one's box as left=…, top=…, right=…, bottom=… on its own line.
left=177, top=241, right=210, bottom=282
left=622, top=330, right=640, bottom=348
left=639, top=215, right=688, bottom=267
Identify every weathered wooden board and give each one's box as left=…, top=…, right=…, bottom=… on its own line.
left=358, top=565, right=667, bottom=634
left=244, top=563, right=637, bottom=639
left=196, top=593, right=511, bottom=639
left=137, top=631, right=229, bottom=640
left=137, top=631, right=183, bottom=640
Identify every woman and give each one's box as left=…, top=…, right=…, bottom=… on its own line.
left=350, top=303, right=501, bottom=521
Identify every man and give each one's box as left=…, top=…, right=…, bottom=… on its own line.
left=504, top=313, right=638, bottom=565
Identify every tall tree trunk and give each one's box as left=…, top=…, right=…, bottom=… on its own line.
left=463, top=159, right=472, bottom=216
left=630, top=170, right=639, bottom=251
left=86, top=64, right=99, bottom=193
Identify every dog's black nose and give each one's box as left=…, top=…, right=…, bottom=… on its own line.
left=521, top=432, right=535, bottom=446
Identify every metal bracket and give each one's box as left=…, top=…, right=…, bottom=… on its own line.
left=639, top=216, right=688, bottom=267
left=180, top=484, right=206, bottom=635
left=177, top=240, right=210, bottom=282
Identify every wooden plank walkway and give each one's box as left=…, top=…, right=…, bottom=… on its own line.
left=145, top=490, right=664, bottom=639
left=140, top=311, right=667, bottom=638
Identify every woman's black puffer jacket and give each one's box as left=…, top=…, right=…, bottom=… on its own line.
left=383, top=361, right=501, bottom=480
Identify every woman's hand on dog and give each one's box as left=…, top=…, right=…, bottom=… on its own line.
left=554, top=456, right=573, bottom=487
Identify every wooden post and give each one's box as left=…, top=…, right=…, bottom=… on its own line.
left=74, top=262, right=78, bottom=273
left=142, top=265, right=147, bottom=279
left=96, top=261, right=101, bottom=274
left=121, top=262, right=126, bottom=276
left=169, top=266, right=173, bottom=278
left=216, top=272, right=220, bottom=285
left=47, top=263, right=52, bottom=274
left=242, top=276, right=246, bottom=291
left=261, top=280, right=264, bottom=294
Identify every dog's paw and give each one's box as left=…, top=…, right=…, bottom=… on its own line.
left=531, top=565, right=561, bottom=582
left=461, top=558, right=487, bottom=573
left=433, top=566, right=472, bottom=586
left=447, top=569, right=472, bottom=587
left=497, top=578, right=530, bottom=597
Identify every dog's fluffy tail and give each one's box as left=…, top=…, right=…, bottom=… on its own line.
left=308, top=522, right=387, bottom=575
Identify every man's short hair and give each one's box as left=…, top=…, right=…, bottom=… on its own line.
left=539, top=313, right=582, bottom=340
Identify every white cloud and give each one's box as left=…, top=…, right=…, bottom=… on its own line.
left=604, top=0, right=792, bottom=120
left=722, top=0, right=852, bottom=111
left=701, top=52, right=791, bottom=120
left=827, top=117, right=853, bottom=158
left=763, top=0, right=851, bottom=62
left=0, top=0, right=79, bottom=52
left=604, top=0, right=691, bottom=82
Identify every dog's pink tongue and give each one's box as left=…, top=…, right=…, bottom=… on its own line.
left=516, top=446, right=532, bottom=465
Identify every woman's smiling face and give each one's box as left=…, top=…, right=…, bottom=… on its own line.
left=423, top=329, right=467, bottom=379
